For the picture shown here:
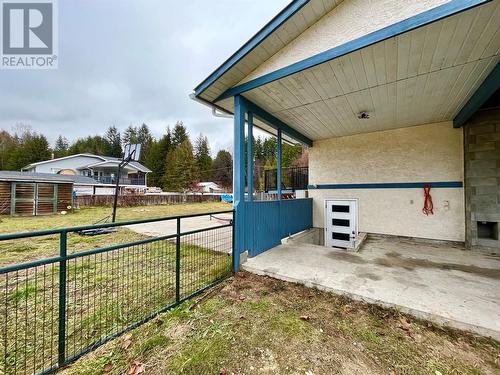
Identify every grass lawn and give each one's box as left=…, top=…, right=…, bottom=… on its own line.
left=0, top=202, right=229, bottom=265
left=0, top=202, right=233, bottom=374
left=60, top=272, right=499, bottom=375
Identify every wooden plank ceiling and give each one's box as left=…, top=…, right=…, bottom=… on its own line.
left=216, top=1, right=500, bottom=141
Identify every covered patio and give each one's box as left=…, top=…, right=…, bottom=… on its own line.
left=243, top=234, right=500, bottom=340
left=193, top=0, right=500, bottom=339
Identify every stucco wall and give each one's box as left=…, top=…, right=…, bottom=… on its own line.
left=239, top=0, right=450, bottom=84
left=309, top=122, right=465, bottom=241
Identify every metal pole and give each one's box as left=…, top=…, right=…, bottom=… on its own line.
left=277, top=129, right=282, bottom=201
left=57, top=231, right=68, bottom=367
left=233, top=95, right=246, bottom=271
left=111, top=162, right=123, bottom=223
left=175, top=217, right=181, bottom=303
left=247, top=111, right=253, bottom=202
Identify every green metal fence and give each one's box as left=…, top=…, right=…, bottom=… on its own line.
left=0, top=210, right=234, bottom=374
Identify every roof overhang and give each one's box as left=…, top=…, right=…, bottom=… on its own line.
left=195, top=0, right=500, bottom=142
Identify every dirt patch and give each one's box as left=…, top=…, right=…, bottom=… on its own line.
left=63, top=272, right=499, bottom=375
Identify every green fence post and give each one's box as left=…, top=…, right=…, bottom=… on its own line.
left=58, top=231, right=68, bottom=367
left=175, top=217, right=181, bottom=303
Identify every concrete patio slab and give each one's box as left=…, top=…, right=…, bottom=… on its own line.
left=243, top=235, right=500, bottom=340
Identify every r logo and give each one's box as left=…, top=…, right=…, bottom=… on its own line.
left=2, top=2, right=53, bottom=54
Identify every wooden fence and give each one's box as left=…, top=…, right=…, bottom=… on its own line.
left=75, top=194, right=222, bottom=207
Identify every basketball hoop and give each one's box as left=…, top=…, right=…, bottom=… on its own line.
left=123, top=144, right=142, bottom=161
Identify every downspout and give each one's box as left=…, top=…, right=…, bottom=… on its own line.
left=189, top=93, right=233, bottom=118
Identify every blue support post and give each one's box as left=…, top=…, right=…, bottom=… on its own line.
left=277, top=129, right=282, bottom=201
left=247, top=111, right=253, bottom=202
left=233, top=95, right=246, bottom=271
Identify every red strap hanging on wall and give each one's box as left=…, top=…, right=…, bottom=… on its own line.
left=422, top=184, right=434, bottom=216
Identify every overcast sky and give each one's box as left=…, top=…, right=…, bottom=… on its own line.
left=0, top=0, right=290, bottom=153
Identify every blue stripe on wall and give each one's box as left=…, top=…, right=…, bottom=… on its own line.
left=308, top=182, right=463, bottom=189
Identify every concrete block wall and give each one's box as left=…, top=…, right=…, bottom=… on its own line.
left=464, top=108, right=500, bottom=253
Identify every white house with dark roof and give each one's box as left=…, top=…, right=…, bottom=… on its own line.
left=22, top=153, right=151, bottom=191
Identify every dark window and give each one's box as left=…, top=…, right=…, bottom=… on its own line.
left=332, top=205, right=349, bottom=213
left=332, top=232, right=350, bottom=241
left=332, top=218, right=350, bottom=227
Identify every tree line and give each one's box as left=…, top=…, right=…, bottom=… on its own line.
left=0, top=122, right=306, bottom=192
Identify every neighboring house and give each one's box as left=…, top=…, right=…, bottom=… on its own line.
left=22, top=154, right=151, bottom=194
left=193, top=0, right=500, bottom=268
left=198, top=182, right=224, bottom=193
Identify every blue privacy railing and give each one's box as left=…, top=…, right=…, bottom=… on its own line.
left=243, top=198, right=313, bottom=257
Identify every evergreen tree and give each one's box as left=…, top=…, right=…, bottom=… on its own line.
left=105, top=126, right=122, bottom=157
left=136, top=123, right=154, bottom=162
left=254, top=136, right=264, bottom=162
left=262, top=137, right=277, bottom=161
left=145, top=128, right=172, bottom=187
left=171, top=121, right=188, bottom=147
left=212, top=150, right=232, bottom=189
left=7, top=130, right=51, bottom=170
left=282, top=143, right=303, bottom=168
left=194, top=134, right=212, bottom=181
left=0, top=130, right=17, bottom=170
left=163, top=139, right=197, bottom=192
left=122, top=125, right=138, bottom=145
left=68, top=135, right=111, bottom=155
left=53, top=135, right=69, bottom=158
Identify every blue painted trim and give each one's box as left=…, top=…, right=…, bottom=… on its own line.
left=277, top=129, right=282, bottom=200
left=194, top=0, right=309, bottom=97
left=240, top=96, right=313, bottom=146
left=217, top=0, right=491, bottom=100
left=247, top=111, right=254, bottom=202
left=308, top=182, right=463, bottom=189
left=233, top=95, right=247, bottom=271
left=454, top=62, right=500, bottom=128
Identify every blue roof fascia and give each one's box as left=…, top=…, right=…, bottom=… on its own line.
left=241, top=96, right=313, bottom=146
left=453, top=62, right=500, bottom=128
left=217, top=0, right=491, bottom=101
left=194, top=0, right=309, bottom=97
